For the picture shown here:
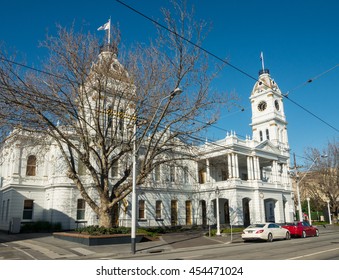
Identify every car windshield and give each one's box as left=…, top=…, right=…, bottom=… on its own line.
left=248, top=224, right=265, bottom=228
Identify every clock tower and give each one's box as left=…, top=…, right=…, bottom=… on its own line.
left=250, top=69, right=289, bottom=151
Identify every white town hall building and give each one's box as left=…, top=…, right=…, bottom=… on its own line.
left=0, top=48, right=294, bottom=232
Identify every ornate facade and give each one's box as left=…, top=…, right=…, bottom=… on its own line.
left=0, top=53, right=294, bottom=231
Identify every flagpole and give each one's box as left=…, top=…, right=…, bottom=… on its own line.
left=107, top=18, right=111, bottom=45
left=261, top=51, right=265, bottom=71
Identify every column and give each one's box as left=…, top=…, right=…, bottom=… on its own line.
left=12, top=145, right=21, bottom=176
left=247, top=156, right=252, bottom=180
left=254, top=156, right=261, bottom=180
left=272, top=161, right=278, bottom=183
left=282, top=164, right=288, bottom=185
left=234, top=154, right=239, bottom=178
left=206, top=159, right=210, bottom=183
left=232, top=153, right=237, bottom=179
left=227, top=154, right=233, bottom=178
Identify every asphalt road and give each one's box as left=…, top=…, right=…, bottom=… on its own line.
left=0, top=225, right=338, bottom=260
left=116, top=227, right=339, bottom=260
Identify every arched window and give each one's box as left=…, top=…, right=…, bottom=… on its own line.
left=26, top=155, right=37, bottom=176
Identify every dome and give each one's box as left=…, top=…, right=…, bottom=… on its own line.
left=251, top=69, right=280, bottom=95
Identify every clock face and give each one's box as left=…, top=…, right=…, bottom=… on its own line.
left=257, top=101, right=267, bottom=112
left=275, top=100, right=280, bottom=110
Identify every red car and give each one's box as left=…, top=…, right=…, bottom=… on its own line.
left=282, top=221, right=319, bottom=238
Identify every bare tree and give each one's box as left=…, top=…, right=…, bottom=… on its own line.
left=0, top=2, right=235, bottom=228
left=300, top=139, right=339, bottom=221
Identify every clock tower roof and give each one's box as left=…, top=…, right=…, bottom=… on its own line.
left=251, top=69, right=281, bottom=96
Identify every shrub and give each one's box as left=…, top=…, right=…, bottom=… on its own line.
left=75, top=226, right=131, bottom=235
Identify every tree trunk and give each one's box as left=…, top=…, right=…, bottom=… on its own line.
left=98, top=208, right=114, bottom=228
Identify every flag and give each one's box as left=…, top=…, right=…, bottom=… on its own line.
left=97, top=20, right=110, bottom=31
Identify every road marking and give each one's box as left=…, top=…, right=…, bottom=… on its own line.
left=13, top=241, right=77, bottom=259
left=13, top=246, right=38, bottom=260
left=71, top=247, right=95, bottom=255
left=287, top=247, right=339, bottom=260
left=204, top=236, right=230, bottom=244
left=1, top=243, right=9, bottom=247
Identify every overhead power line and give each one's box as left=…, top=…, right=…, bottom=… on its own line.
left=286, top=64, right=339, bottom=95
left=115, top=0, right=257, bottom=82
left=115, top=0, right=339, bottom=134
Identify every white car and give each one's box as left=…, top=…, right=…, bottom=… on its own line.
left=241, top=223, right=291, bottom=242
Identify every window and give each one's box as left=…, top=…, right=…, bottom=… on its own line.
left=198, top=169, right=206, bottom=184
left=155, top=200, right=162, bottom=220
left=184, top=166, right=189, bottom=183
left=26, top=155, right=37, bottom=176
left=138, top=200, right=145, bottom=219
left=23, top=199, right=34, bottom=220
left=118, top=109, right=124, bottom=134
left=170, top=166, right=175, bottom=183
left=171, top=200, right=178, bottom=226
left=78, top=154, right=86, bottom=175
left=111, top=160, right=119, bottom=177
left=154, top=165, right=161, bottom=182
left=186, top=201, right=192, bottom=225
left=76, top=199, right=86, bottom=220
left=259, top=131, right=263, bottom=141
left=266, top=129, right=270, bottom=140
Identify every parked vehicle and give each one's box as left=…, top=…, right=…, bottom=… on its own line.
left=282, top=221, right=319, bottom=238
left=241, top=223, right=291, bottom=242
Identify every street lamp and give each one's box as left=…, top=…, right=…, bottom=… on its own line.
left=327, top=200, right=332, bottom=225
left=306, top=197, right=311, bottom=225
left=215, top=186, right=221, bottom=236
left=131, top=87, right=182, bottom=254
left=294, top=154, right=327, bottom=222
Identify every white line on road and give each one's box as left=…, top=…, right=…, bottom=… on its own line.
left=13, top=246, right=38, bottom=260
left=71, top=247, right=95, bottom=255
left=287, top=247, right=339, bottom=260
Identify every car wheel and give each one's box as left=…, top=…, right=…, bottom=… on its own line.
left=267, top=233, right=273, bottom=242
left=315, top=229, right=319, bottom=237
left=285, top=231, right=291, bottom=240
left=301, top=231, right=306, bottom=238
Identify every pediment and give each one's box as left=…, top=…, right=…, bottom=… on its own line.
left=255, top=140, right=280, bottom=154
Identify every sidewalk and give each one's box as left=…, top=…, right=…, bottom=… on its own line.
left=0, top=229, right=242, bottom=260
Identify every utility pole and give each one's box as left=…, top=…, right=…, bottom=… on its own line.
left=294, top=153, right=303, bottom=222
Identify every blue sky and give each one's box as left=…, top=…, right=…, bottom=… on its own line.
left=1, top=0, right=339, bottom=165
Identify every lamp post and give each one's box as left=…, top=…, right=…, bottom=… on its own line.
left=131, top=87, right=182, bottom=254
left=306, top=197, right=311, bottom=225
left=294, top=153, right=327, bottom=222
left=215, top=186, right=221, bottom=236
left=131, top=120, right=137, bottom=254
left=327, top=200, right=332, bottom=225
